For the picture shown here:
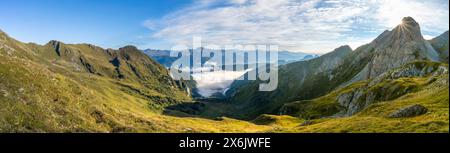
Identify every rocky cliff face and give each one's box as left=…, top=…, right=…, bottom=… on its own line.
left=313, top=45, right=353, bottom=74
left=429, top=31, right=449, bottom=62
left=277, top=17, right=449, bottom=119
left=346, top=17, right=441, bottom=85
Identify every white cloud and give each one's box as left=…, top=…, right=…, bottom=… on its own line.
left=230, top=0, right=248, bottom=5
left=144, top=0, right=449, bottom=53
left=375, top=0, right=449, bottom=34
left=423, top=34, right=435, bottom=40
left=192, top=70, right=248, bottom=97
left=143, top=19, right=161, bottom=31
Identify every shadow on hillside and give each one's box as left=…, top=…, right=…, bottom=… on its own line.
left=163, top=102, right=206, bottom=117
left=162, top=98, right=232, bottom=120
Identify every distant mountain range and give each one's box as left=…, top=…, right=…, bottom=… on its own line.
left=143, top=49, right=319, bottom=68
left=143, top=48, right=319, bottom=99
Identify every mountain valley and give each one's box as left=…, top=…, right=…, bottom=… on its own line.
left=0, top=17, right=448, bottom=133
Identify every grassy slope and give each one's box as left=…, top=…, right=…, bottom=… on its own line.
left=247, top=78, right=448, bottom=133
left=290, top=83, right=448, bottom=133
left=242, top=79, right=448, bottom=133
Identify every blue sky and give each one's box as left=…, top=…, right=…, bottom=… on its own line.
left=0, top=0, right=193, bottom=49
left=1, top=0, right=449, bottom=53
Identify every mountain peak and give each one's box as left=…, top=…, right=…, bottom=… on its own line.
left=350, top=16, right=441, bottom=81
left=118, top=45, right=144, bottom=59
left=336, top=45, right=352, bottom=51
left=396, top=17, right=421, bottom=33
left=119, top=45, right=139, bottom=51
left=401, top=16, right=419, bottom=27
left=47, top=40, right=63, bottom=45
left=388, top=16, right=423, bottom=43
left=436, top=30, right=449, bottom=38
left=332, top=45, right=352, bottom=55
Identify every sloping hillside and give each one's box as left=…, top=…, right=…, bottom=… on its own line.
left=278, top=61, right=448, bottom=132
left=280, top=61, right=448, bottom=117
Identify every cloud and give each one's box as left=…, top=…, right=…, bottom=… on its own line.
left=192, top=70, right=248, bottom=97
left=375, top=0, right=449, bottom=34
left=143, top=19, right=161, bottom=31
left=423, top=34, right=435, bottom=40
left=230, top=0, right=249, bottom=5
left=144, top=0, right=449, bottom=53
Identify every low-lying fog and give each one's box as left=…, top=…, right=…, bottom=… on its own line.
left=192, top=69, right=249, bottom=97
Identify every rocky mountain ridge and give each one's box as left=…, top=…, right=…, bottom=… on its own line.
left=219, top=17, right=448, bottom=119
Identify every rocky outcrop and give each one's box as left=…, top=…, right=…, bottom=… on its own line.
left=336, top=61, right=447, bottom=116
left=336, top=87, right=367, bottom=116
left=49, top=40, right=62, bottom=56
left=388, top=104, right=428, bottom=118
left=369, top=61, right=448, bottom=86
